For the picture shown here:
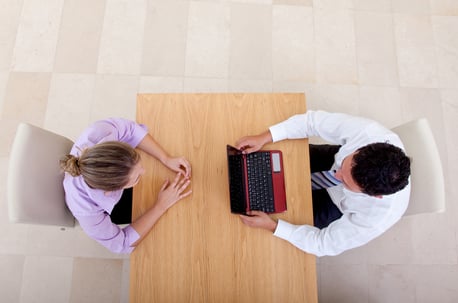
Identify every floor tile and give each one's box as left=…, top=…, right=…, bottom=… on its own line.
left=0, top=254, right=25, bottom=303
left=25, top=225, right=78, bottom=257
left=272, top=5, right=315, bottom=82
left=142, top=0, right=189, bottom=76
left=185, top=1, right=230, bottom=78
left=318, top=263, right=369, bottom=303
left=45, top=73, right=95, bottom=140
left=70, top=257, right=123, bottom=303
left=0, top=0, right=23, bottom=71
left=230, top=79, right=273, bottom=92
left=399, top=88, right=447, bottom=161
left=303, top=84, right=360, bottom=114
left=72, top=226, right=129, bottom=259
left=273, top=0, right=312, bottom=5
left=431, top=0, right=458, bottom=16
left=183, top=77, right=228, bottom=92
left=139, top=76, right=184, bottom=93
left=364, top=218, right=414, bottom=265
left=0, top=119, right=21, bottom=157
left=395, top=14, right=434, bottom=47
left=235, top=0, right=272, bottom=4
left=319, top=245, right=368, bottom=265
left=413, top=265, right=458, bottom=303
left=313, top=0, right=353, bottom=9
left=441, top=90, right=458, bottom=209
left=273, top=80, right=307, bottom=92
left=410, top=213, right=458, bottom=264
left=92, top=74, right=139, bottom=121
left=358, top=86, right=402, bottom=128
left=0, top=157, right=29, bottom=255
left=20, top=256, right=73, bottom=303
left=11, top=0, right=64, bottom=72
left=54, top=0, right=106, bottom=73
left=1, top=72, right=51, bottom=126
left=396, top=45, right=438, bottom=88
left=368, top=265, right=415, bottom=303
left=230, top=3, right=272, bottom=80
left=392, top=0, right=431, bottom=14
left=314, top=9, right=358, bottom=84
left=353, top=0, right=391, bottom=12
left=0, top=221, right=29, bottom=255
left=0, top=71, right=8, bottom=113
left=120, top=259, right=130, bottom=303
left=97, top=0, right=146, bottom=75
left=354, top=12, right=398, bottom=86
left=394, top=14, right=438, bottom=88
left=432, top=16, right=458, bottom=88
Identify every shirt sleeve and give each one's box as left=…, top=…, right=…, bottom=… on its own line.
left=268, top=110, right=385, bottom=146
left=84, top=117, right=148, bottom=149
left=273, top=215, right=382, bottom=257
left=75, top=210, right=140, bottom=254
left=64, top=178, right=140, bottom=254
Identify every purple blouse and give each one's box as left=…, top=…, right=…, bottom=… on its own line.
left=63, top=118, right=148, bottom=253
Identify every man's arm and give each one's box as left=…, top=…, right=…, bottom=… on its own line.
left=235, top=130, right=273, bottom=154
left=239, top=211, right=278, bottom=232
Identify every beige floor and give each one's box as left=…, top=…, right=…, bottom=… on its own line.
left=1, top=0, right=457, bottom=302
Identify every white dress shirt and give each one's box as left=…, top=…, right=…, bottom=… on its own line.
left=269, top=111, right=411, bottom=256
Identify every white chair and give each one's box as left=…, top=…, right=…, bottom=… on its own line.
left=391, top=118, right=445, bottom=216
left=7, top=123, right=75, bottom=227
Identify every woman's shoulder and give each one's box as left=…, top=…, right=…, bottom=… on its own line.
left=72, top=119, right=124, bottom=150
left=63, top=174, right=102, bottom=213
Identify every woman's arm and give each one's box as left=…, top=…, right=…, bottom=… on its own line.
left=131, top=173, right=192, bottom=246
left=137, top=134, right=191, bottom=178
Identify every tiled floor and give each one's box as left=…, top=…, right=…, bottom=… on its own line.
left=0, top=0, right=457, bottom=302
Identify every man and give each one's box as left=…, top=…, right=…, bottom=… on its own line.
left=235, top=111, right=411, bottom=256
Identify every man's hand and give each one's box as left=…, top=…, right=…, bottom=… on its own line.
left=235, top=131, right=273, bottom=154
left=239, top=211, right=278, bottom=232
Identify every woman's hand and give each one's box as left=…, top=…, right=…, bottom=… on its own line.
left=164, top=156, right=192, bottom=178
left=130, top=172, right=191, bottom=247
left=137, top=135, right=191, bottom=178
left=155, top=172, right=192, bottom=212
left=239, top=211, right=278, bottom=232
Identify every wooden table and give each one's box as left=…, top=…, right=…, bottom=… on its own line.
left=131, top=93, right=317, bottom=303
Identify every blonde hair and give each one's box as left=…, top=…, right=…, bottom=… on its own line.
left=60, top=141, right=140, bottom=191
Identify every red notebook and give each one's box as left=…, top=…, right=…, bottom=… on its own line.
left=226, top=145, right=287, bottom=214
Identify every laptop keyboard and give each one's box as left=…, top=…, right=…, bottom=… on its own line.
left=246, top=152, right=275, bottom=213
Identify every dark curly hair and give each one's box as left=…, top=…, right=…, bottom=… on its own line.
left=351, top=142, right=411, bottom=196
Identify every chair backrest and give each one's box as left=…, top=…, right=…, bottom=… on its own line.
left=7, top=123, right=75, bottom=227
left=391, top=118, right=445, bottom=216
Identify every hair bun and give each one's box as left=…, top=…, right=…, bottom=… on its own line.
left=60, top=154, right=81, bottom=177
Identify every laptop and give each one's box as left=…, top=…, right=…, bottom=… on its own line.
left=226, top=145, right=287, bottom=214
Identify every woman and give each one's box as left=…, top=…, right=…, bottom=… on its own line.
left=60, top=118, right=192, bottom=253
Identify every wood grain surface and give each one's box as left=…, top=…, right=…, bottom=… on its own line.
left=131, top=93, right=317, bottom=303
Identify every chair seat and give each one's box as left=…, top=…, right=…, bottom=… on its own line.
left=7, top=123, right=75, bottom=227
left=391, top=118, right=445, bottom=216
